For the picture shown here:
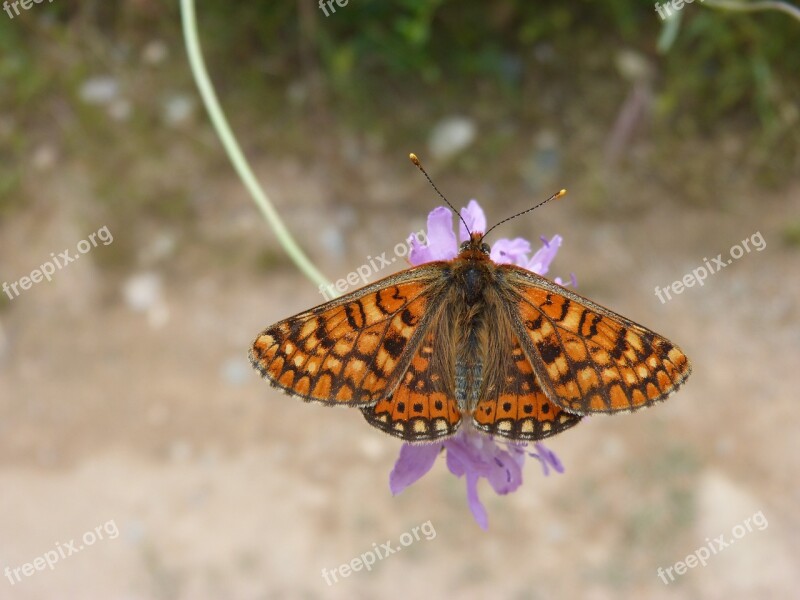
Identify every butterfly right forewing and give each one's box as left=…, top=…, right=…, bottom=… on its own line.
left=499, top=265, right=691, bottom=415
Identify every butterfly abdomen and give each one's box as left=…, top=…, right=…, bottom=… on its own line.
left=451, top=274, right=494, bottom=414
left=455, top=323, right=484, bottom=414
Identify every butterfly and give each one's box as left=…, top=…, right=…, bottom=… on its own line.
left=249, top=159, right=692, bottom=444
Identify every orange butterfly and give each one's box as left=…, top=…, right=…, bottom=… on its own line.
left=249, top=157, right=691, bottom=443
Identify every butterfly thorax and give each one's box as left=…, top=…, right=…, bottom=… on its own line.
left=455, top=232, right=494, bottom=306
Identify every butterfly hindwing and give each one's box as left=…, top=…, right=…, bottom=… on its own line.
left=501, top=265, right=691, bottom=415
left=249, top=264, right=447, bottom=406
left=361, top=331, right=461, bottom=441
left=472, top=335, right=582, bottom=440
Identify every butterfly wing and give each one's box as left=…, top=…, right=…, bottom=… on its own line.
left=472, top=335, right=582, bottom=440
left=249, top=263, right=449, bottom=406
left=361, top=330, right=462, bottom=441
left=500, top=265, right=691, bottom=415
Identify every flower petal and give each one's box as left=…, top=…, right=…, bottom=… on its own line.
left=409, top=207, right=458, bottom=265
left=459, top=199, right=487, bottom=241
left=506, top=443, right=528, bottom=468
left=553, top=273, right=577, bottom=288
left=444, top=436, right=471, bottom=477
left=531, top=442, right=564, bottom=477
left=490, top=237, right=532, bottom=265
left=525, top=234, right=562, bottom=275
left=389, top=442, right=441, bottom=495
left=486, top=450, right=524, bottom=495
left=465, top=472, right=489, bottom=530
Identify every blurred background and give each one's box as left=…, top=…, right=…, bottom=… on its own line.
left=0, top=1, right=799, bottom=598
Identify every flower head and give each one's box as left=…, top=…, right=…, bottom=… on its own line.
left=390, top=426, right=565, bottom=530
left=393, top=199, right=571, bottom=529
left=408, top=199, right=566, bottom=273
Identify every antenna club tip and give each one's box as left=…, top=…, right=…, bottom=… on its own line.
left=409, top=153, right=420, bottom=166
left=556, top=189, right=567, bottom=199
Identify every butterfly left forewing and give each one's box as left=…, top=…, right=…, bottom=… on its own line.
left=499, top=265, right=691, bottom=415
left=249, top=263, right=448, bottom=406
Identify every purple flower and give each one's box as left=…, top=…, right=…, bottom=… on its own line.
left=408, top=207, right=458, bottom=265
left=523, top=234, right=561, bottom=274
left=458, top=199, right=487, bottom=243
left=409, top=199, right=565, bottom=273
left=391, top=427, right=527, bottom=530
left=529, top=442, right=565, bottom=477
left=392, top=199, right=570, bottom=529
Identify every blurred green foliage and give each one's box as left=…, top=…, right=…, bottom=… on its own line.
left=0, top=0, right=797, bottom=220
left=195, top=0, right=800, bottom=117
left=2, top=0, right=798, bottom=129
left=195, top=0, right=799, bottom=181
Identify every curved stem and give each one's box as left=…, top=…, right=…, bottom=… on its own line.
left=704, top=0, right=800, bottom=22
left=179, top=0, right=332, bottom=292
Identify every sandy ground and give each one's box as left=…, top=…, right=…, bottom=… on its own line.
left=0, top=145, right=798, bottom=600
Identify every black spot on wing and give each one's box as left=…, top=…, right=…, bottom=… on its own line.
left=539, top=340, right=562, bottom=364
left=383, top=335, right=405, bottom=359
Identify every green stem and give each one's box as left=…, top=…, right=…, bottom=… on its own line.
left=704, top=0, right=800, bottom=22
left=179, top=0, right=332, bottom=292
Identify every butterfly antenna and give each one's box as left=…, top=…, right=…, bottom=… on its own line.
left=480, top=189, right=567, bottom=242
left=409, top=153, right=471, bottom=236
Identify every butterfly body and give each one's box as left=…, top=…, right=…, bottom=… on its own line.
left=250, top=233, right=691, bottom=443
